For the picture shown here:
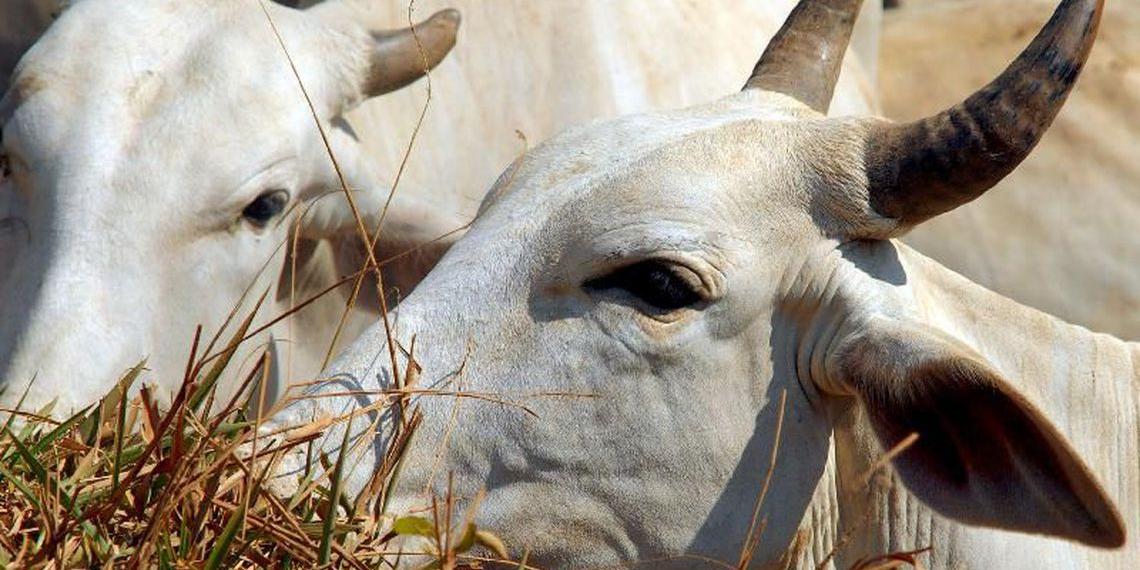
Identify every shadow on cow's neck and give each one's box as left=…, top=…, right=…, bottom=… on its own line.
left=838, top=240, right=907, bottom=287
left=684, top=240, right=908, bottom=566
left=685, top=322, right=836, bottom=567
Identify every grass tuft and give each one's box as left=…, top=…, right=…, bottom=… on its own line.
left=0, top=307, right=519, bottom=569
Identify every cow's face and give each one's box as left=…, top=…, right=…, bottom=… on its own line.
left=381, top=93, right=894, bottom=561
left=0, top=0, right=459, bottom=412
left=272, top=0, right=1124, bottom=565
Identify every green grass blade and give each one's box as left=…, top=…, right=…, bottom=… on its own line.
left=80, top=403, right=102, bottom=448
left=157, top=533, right=174, bottom=570
left=178, top=517, right=191, bottom=559
left=18, top=398, right=57, bottom=441
left=111, top=381, right=130, bottom=493
left=80, top=360, right=144, bottom=445
left=318, top=420, right=353, bottom=565
left=31, top=403, right=95, bottom=456
left=190, top=291, right=268, bottom=413
left=0, top=462, right=41, bottom=510
left=2, top=422, right=85, bottom=522
left=1, top=376, right=34, bottom=430
left=0, top=378, right=34, bottom=461
left=204, top=501, right=246, bottom=570
left=2, top=423, right=48, bottom=483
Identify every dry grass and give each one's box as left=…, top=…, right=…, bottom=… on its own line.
left=0, top=303, right=517, bottom=569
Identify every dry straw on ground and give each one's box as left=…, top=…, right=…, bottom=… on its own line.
left=0, top=302, right=517, bottom=569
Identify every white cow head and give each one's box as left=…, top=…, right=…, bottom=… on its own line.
left=0, top=0, right=460, bottom=413
left=270, top=0, right=1126, bottom=566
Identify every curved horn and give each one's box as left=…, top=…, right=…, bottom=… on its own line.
left=865, top=0, right=1103, bottom=227
left=363, top=9, right=461, bottom=97
left=744, top=0, right=865, bottom=113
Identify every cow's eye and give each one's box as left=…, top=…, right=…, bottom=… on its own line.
left=584, top=260, right=704, bottom=311
left=242, top=190, right=290, bottom=227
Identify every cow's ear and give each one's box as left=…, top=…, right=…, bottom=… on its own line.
left=295, top=128, right=466, bottom=303
left=300, top=124, right=467, bottom=242
left=828, top=316, right=1125, bottom=548
left=298, top=185, right=466, bottom=250
left=299, top=188, right=465, bottom=305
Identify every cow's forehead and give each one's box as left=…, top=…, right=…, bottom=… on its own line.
left=473, top=91, right=851, bottom=255
left=4, top=0, right=353, bottom=205
left=11, top=0, right=337, bottom=128
left=22, top=1, right=244, bottom=88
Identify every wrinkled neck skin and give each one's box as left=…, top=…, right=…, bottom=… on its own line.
left=793, top=241, right=1140, bottom=570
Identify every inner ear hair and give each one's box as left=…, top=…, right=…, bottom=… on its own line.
left=830, top=317, right=1125, bottom=548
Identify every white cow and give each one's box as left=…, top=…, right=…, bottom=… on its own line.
left=266, top=0, right=1138, bottom=568
left=0, top=0, right=463, bottom=412
left=0, top=0, right=882, bottom=415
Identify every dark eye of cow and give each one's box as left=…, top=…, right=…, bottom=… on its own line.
left=584, top=260, right=704, bottom=312
left=242, top=190, right=290, bottom=228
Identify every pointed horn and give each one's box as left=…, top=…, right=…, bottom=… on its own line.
left=744, top=0, right=865, bottom=113
left=362, top=9, right=460, bottom=97
left=865, top=0, right=1103, bottom=227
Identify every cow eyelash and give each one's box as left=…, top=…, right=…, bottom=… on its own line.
left=584, top=260, right=704, bottom=312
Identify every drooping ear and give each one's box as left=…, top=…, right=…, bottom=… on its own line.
left=294, top=126, right=467, bottom=302
left=298, top=188, right=466, bottom=298
left=298, top=125, right=468, bottom=245
left=827, top=316, right=1125, bottom=548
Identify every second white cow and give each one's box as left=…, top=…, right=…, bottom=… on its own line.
left=0, top=0, right=461, bottom=412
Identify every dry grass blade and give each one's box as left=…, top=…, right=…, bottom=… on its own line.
left=735, top=389, right=788, bottom=569
left=256, top=0, right=403, bottom=395
left=850, top=546, right=931, bottom=570
left=854, top=432, right=919, bottom=489
left=190, top=289, right=269, bottom=411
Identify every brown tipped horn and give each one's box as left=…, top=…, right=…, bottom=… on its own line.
left=362, top=9, right=460, bottom=98
left=744, top=0, right=865, bottom=113
left=865, top=0, right=1103, bottom=227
